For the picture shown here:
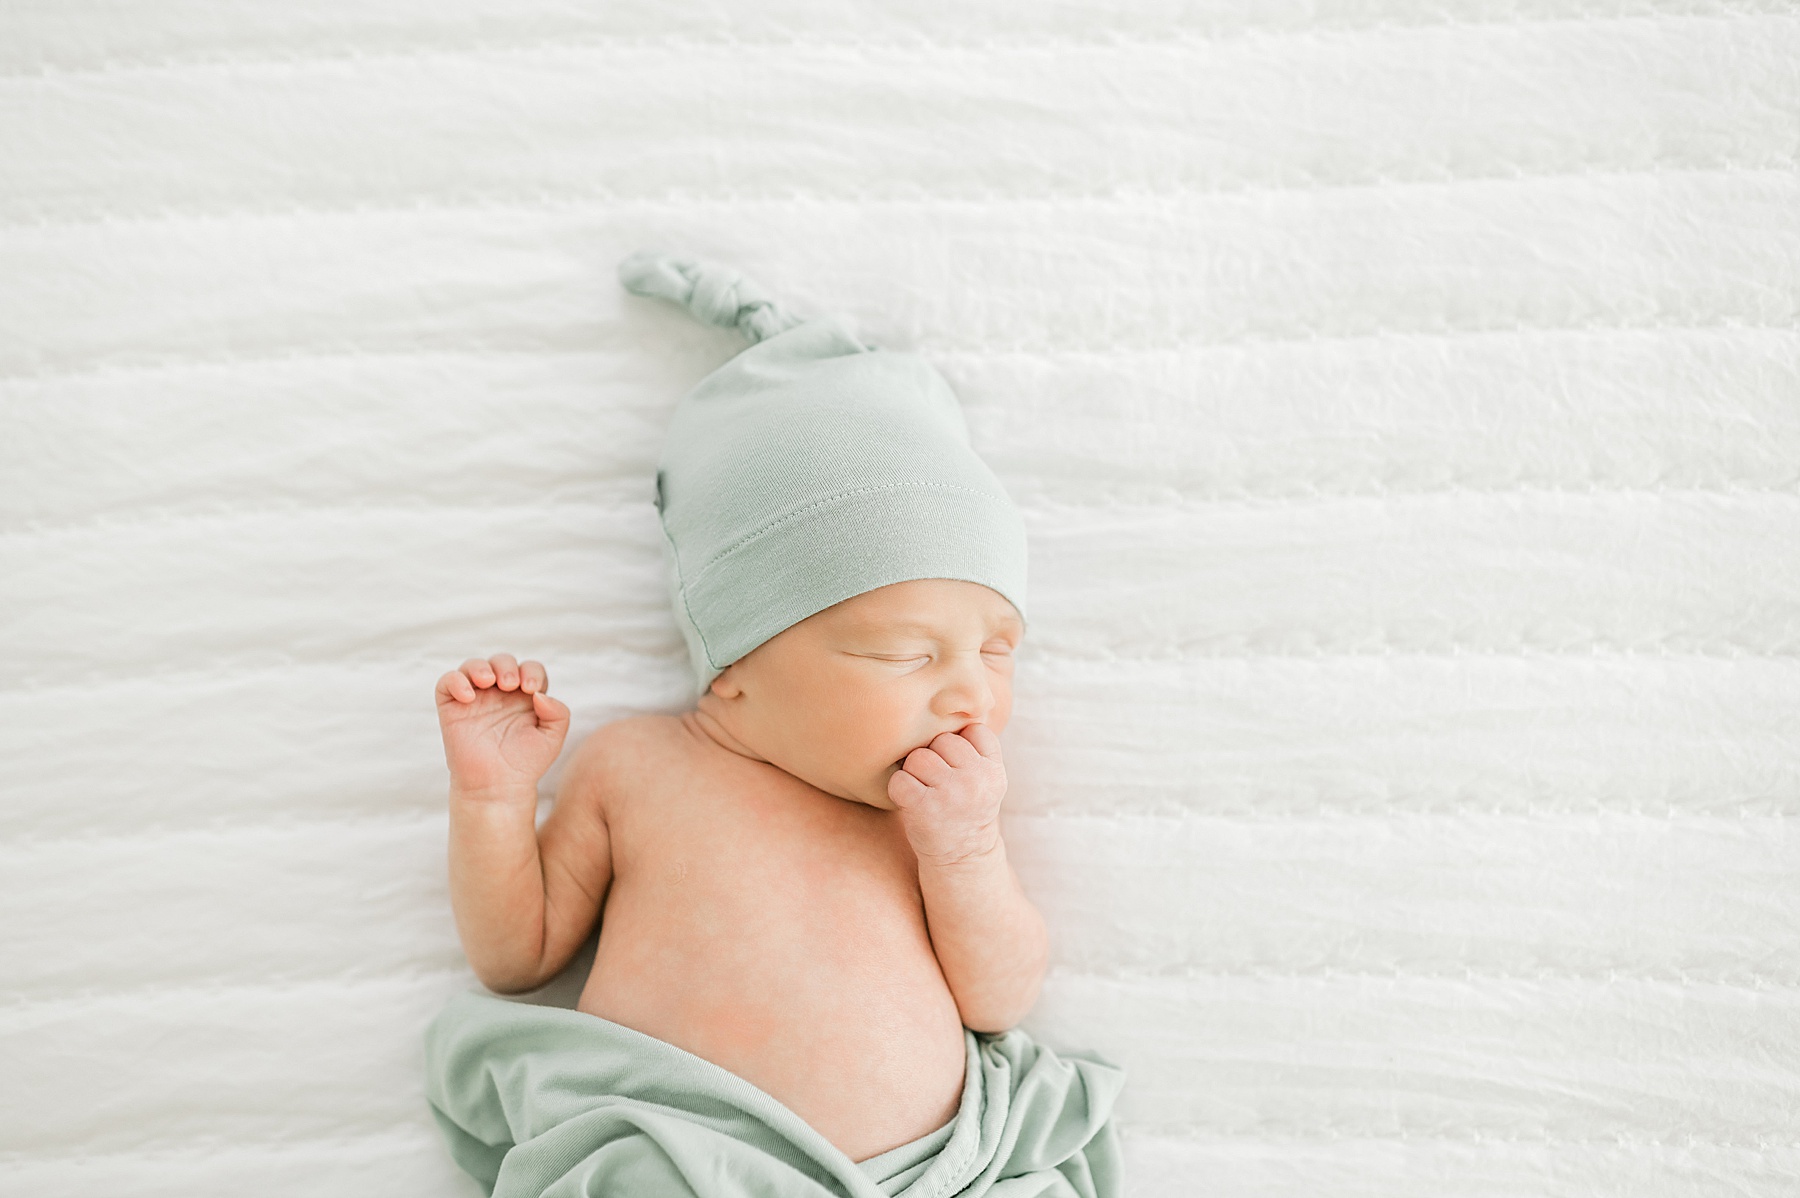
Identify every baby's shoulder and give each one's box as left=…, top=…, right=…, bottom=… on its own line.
left=559, top=713, right=696, bottom=803
left=568, top=712, right=688, bottom=770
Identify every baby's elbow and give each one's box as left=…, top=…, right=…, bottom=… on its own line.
left=478, top=973, right=537, bottom=997
left=961, top=998, right=1033, bottom=1036
left=470, top=955, right=553, bottom=997
left=960, top=973, right=1045, bottom=1035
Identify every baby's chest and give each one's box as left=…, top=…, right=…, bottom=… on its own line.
left=606, top=768, right=921, bottom=941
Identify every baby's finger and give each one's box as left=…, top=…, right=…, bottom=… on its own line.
left=929, top=730, right=981, bottom=769
left=489, top=653, right=521, bottom=691
left=902, top=746, right=952, bottom=787
left=887, top=767, right=929, bottom=810
left=959, top=723, right=1003, bottom=761
left=520, top=660, right=549, bottom=695
left=435, top=669, right=477, bottom=705
left=531, top=691, right=570, bottom=738
left=459, top=658, right=497, bottom=688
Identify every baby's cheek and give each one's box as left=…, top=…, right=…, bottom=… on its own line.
left=829, top=683, right=917, bottom=763
left=985, top=682, right=1014, bottom=735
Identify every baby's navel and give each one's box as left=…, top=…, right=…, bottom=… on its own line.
left=669, top=861, right=689, bottom=885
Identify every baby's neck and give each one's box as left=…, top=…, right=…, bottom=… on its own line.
left=683, top=703, right=764, bottom=764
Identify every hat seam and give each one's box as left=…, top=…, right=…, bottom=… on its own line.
left=659, top=510, right=723, bottom=673
left=690, top=481, right=1012, bottom=581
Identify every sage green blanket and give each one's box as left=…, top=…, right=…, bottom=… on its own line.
left=425, top=991, right=1125, bottom=1197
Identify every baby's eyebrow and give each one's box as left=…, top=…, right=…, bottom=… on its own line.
left=841, top=622, right=940, bottom=641
left=843, top=618, right=1022, bottom=640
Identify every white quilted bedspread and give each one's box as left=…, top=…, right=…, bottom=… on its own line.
left=4, top=2, right=1798, bottom=1194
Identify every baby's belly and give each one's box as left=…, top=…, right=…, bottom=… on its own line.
left=574, top=822, right=968, bottom=1163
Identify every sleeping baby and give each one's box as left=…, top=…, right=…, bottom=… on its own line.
left=423, top=251, right=1123, bottom=1198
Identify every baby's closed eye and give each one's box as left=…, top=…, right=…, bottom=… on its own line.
left=858, top=653, right=931, bottom=666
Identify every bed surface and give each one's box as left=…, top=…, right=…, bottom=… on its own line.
left=3, top=2, right=1798, bottom=1194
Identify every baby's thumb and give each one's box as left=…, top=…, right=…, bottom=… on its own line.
left=887, top=765, right=926, bottom=810
left=532, top=691, right=571, bottom=739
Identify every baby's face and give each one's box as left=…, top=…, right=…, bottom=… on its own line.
left=699, top=578, right=1023, bottom=809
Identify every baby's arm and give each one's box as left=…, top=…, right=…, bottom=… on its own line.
left=435, top=654, right=612, bottom=994
left=888, top=725, right=1049, bottom=1034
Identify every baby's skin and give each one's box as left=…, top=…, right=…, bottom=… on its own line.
left=433, top=578, right=1049, bottom=1163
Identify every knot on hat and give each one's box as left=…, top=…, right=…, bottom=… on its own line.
left=618, top=250, right=805, bottom=345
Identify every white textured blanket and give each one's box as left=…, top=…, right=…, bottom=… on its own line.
left=3, top=2, right=1797, bottom=1195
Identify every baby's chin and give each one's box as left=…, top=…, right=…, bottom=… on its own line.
left=799, top=761, right=901, bottom=810
left=841, top=761, right=906, bottom=812
left=839, top=764, right=900, bottom=811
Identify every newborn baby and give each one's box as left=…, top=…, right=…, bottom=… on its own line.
left=436, top=575, right=1034, bottom=1160
left=423, top=252, right=1121, bottom=1198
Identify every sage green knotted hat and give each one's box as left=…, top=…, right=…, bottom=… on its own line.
left=618, top=250, right=1028, bottom=693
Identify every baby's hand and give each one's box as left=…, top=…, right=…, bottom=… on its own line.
left=434, top=654, right=569, bottom=804
left=888, top=724, right=1007, bottom=868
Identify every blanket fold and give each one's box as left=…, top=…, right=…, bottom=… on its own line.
left=425, top=991, right=1125, bottom=1197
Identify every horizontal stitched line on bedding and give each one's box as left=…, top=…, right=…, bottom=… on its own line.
left=6, top=803, right=1793, bottom=857
left=9, top=648, right=1800, bottom=704
left=7, top=807, right=1794, bottom=858
left=2, top=325, right=1790, bottom=387
left=2, top=7, right=1788, bottom=81
left=0, top=1126, right=441, bottom=1167
left=3, top=1126, right=1794, bottom=1167
left=1119, top=1129, right=1800, bottom=1150
left=10, top=966, right=1800, bottom=1019
left=5, top=966, right=472, bottom=1012
left=13, top=647, right=1800, bottom=710
left=10, top=485, right=1800, bottom=545
left=4, top=321, right=1795, bottom=385
left=5, top=163, right=1793, bottom=229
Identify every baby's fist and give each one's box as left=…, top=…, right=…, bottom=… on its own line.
left=888, top=723, right=1007, bottom=868
left=435, top=654, right=569, bottom=804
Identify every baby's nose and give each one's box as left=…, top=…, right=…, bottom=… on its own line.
left=935, top=660, right=994, bottom=720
